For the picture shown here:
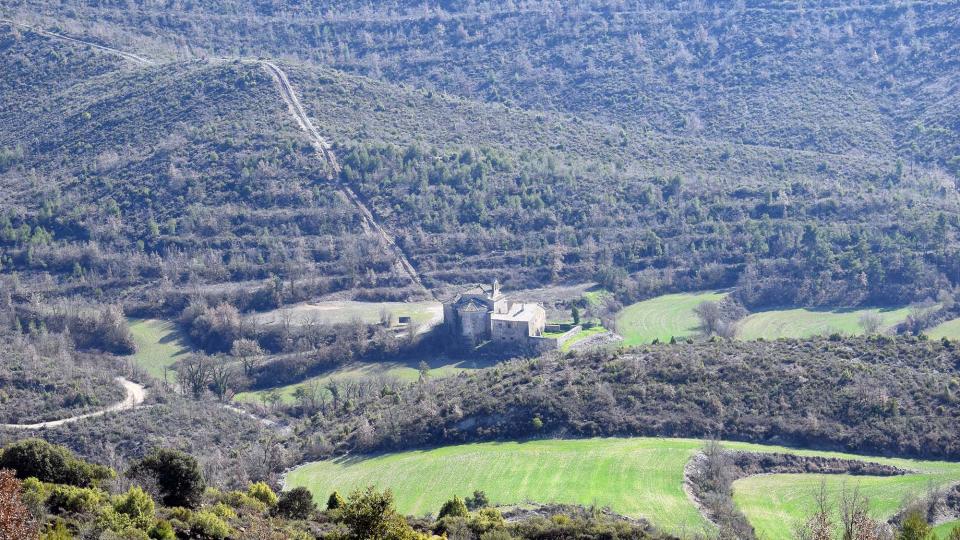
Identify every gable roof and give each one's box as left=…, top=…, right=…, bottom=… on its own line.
left=491, top=303, right=543, bottom=323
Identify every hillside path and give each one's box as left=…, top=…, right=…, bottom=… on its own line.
left=1, top=17, right=431, bottom=298
left=261, top=61, right=431, bottom=297
left=0, top=377, right=148, bottom=430
left=0, top=18, right=154, bottom=66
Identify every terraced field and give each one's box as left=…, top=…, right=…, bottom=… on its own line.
left=925, top=318, right=960, bottom=340
left=127, top=318, right=191, bottom=380
left=736, top=306, right=912, bottom=340
left=286, top=437, right=960, bottom=538
left=614, top=291, right=729, bottom=346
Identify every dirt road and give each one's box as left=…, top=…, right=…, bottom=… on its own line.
left=0, top=18, right=154, bottom=66
left=261, top=61, right=431, bottom=297
left=0, top=377, right=147, bottom=430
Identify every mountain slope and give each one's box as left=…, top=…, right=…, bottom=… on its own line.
left=4, top=1, right=960, bottom=169
left=1, top=16, right=959, bottom=311
left=0, top=24, right=421, bottom=312
left=283, top=63, right=960, bottom=306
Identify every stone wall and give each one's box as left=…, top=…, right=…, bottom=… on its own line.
left=530, top=325, right=582, bottom=352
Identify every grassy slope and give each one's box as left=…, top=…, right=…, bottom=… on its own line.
left=615, top=291, right=728, bottom=346
left=286, top=437, right=960, bottom=537
left=926, top=318, right=960, bottom=340
left=127, top=318, right=191, bottom=380
left=613, top=291, right=914, bottom=343
left=287, top=438, right=712, bottom=535
left=934, top=520, right=960, bottom=539
left=560, top=325, right=608, bottom=352
left=737, top=306, right=913, bottom=341
left=734, top=463, right=960, bottom=540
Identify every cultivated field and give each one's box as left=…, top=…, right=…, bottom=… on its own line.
left=736, top=306, right=912, bottom=340
left=127, top=318, right=191, bottom=380
left=285, top=437, right=960, bottom=537
left=613, top=291, right=915, bottom=344
left=245, top=300, right=442, bottom=329
left=735, top=462, right=960, bottom=539
left=615, top=291, right=729, bottom=346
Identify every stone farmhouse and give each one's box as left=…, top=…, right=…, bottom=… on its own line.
left=443, top=280, right=559, bottom=351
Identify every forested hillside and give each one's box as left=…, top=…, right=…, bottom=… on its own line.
left=6, top=6, right=960, bottom=537
left=4, top=1, right=959, bottom=168
left=2, top=3, right=959, bottom=309
left=287, top=63, right=958, bottom=307
left=0, top=1, right=959, bottom=325
left=0, top=23, right=422, bottom=315
left=301, top=335, right=960, bottom=461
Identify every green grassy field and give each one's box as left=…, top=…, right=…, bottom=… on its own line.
left=925, top=318, right=960, bottom=340
left=615, top=291, right=729, bottom=346
left=737, top=306, right=913, bottom=341
left=934, top=520, right=960, bottom=539
left=245, top=300, right=442, bottom=328
left=233, top=356, right=494, bottom=405
left=583, top=288, right=612, bottom=307
left=285, top=437, right=960, bottom=537
left=734, top=459, right=960, bottom=540
left=127, top=318, right=191, bottom=380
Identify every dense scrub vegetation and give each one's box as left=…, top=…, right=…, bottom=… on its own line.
left=337, top=139, right=958, bottom=307
left=298, top=336, right=960, bottom=460
left=2, top=12, right=960, bottom=312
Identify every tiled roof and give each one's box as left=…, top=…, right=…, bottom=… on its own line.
left=458, top=299, right=488, bottom=312
left=491, top=303, right=543, bottom=322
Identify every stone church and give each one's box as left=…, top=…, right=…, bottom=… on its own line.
left=442, top=280, right=546, bottom=348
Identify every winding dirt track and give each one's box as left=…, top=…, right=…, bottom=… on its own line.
left=0, top=377, right=147, bottom=430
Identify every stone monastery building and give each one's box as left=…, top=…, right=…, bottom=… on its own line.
left=442, top=280, right=547, bottom=348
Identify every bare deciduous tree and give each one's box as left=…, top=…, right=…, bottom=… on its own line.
left=858, top=312, right=884, bottom=335
left=231, top=338, right=264, bottom=376
left=696, top=301, right=724, bottom=336
left=178, top=354, right=212, bottom=398
left=209, top=359, right=236, bottom=402
left=795, top=480, right=833, bottom=540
